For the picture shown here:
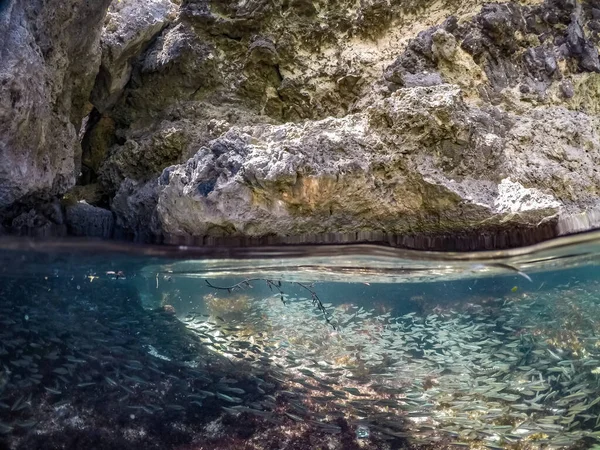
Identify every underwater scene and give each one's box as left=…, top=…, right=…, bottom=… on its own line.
left=1, top=235, right=600, bottom=450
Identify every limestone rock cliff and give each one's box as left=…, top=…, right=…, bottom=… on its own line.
left=0, top=0, right=111, bottom=209
left=156, top=86, right=570, bottom=239
left=2, top=0, right=600, bottom=248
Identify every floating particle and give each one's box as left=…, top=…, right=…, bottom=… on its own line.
left=356, top=425, right=370, bottom=439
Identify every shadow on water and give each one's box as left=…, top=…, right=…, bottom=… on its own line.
left=0, top=234, right=600, bottom=449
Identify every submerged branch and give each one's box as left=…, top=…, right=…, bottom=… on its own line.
left=204, top=278, right=335, bottom=329
left=295, top=282, right=334, bottom=328
left=205, top=278, right=266, bottom=292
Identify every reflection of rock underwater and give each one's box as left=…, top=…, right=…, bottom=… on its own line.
left=1, top=274, right=600, bottom=449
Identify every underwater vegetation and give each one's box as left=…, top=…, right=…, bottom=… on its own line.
left=0, top=268, right=600, bottom=449
left=204, top=293, right=253, bottom=318
left=204, top=278, right=335, bottom=328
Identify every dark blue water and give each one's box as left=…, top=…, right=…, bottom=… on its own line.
left=0, top=235, right=599, bottom=449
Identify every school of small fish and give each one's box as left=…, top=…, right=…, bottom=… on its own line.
left=0, top=272, right=600, bottom=449
left=0, top=277, right=302, bottom=448
left=183, top=281, right=600, bottom=449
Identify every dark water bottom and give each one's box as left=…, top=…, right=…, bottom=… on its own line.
left=0, top=278, right=387, bottom=450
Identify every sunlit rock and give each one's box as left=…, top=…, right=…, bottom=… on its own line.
left=0, top=0, right=111, bottom=209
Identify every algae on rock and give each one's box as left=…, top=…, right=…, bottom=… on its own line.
left=3, top=0, right=600, bottom=247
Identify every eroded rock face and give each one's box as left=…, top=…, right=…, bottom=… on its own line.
left=156, top=85, right=599, bottom=240
left=3, top=0, right=600, bottom=248
left=0, top=0, right=111, bottom=209
left=91, top=0, right=177, bottom=113
left=91, top=0, right=497, bottom=195
left=145, top=0, right=600, bottom=245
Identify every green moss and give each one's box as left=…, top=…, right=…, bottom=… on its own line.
left=569, top=73, right=600, bottom=114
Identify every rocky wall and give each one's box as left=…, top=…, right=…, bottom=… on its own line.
left=2, top=0, right=600, bottom=249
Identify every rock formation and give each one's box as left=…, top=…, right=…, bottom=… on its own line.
left=0, top=0, right=111, bottom=210
left=2, top=0, right=600, bottom=248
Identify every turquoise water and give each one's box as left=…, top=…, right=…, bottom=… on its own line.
left=0, top=234, right=600, bottom=449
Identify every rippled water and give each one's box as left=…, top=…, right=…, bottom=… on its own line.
left=0, top=233, right=600, bottom=449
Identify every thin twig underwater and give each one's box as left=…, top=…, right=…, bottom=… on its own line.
left=204, top=279, right=336, bottom=329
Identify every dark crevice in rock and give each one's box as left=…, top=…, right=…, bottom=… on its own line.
left=90, top=65, right=114, bottom=112
left=79, top=108, right=105, bottom=186
left=91, top=20, right=173, bottom=115
left=220, top=32, right=243, bottom=41
left=274, top=63, right=284, bottom=83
